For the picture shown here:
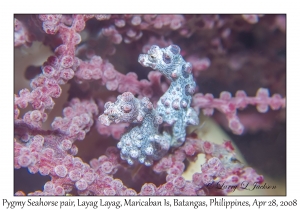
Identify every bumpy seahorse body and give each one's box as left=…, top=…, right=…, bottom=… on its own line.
left=99, top=45, right=199, bottom=165
left=138, top=45, right=199, bottom=147
left=99, top=92, right=171, bottom=166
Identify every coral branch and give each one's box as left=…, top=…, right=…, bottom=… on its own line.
left=74, top=55, right=166, bottom=99
left=192, top=88, right=286, bottom=134
left=151, top=137, right=263, bottom=195
left=14, top=18, right=32, bottom=47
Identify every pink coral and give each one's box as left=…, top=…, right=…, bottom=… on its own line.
left=192, top=88, right=285, bottom=134
left=14, top=14, right=285, bottom=195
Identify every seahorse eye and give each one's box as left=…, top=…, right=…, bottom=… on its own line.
left=109, top=113, right=117, bottom=120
